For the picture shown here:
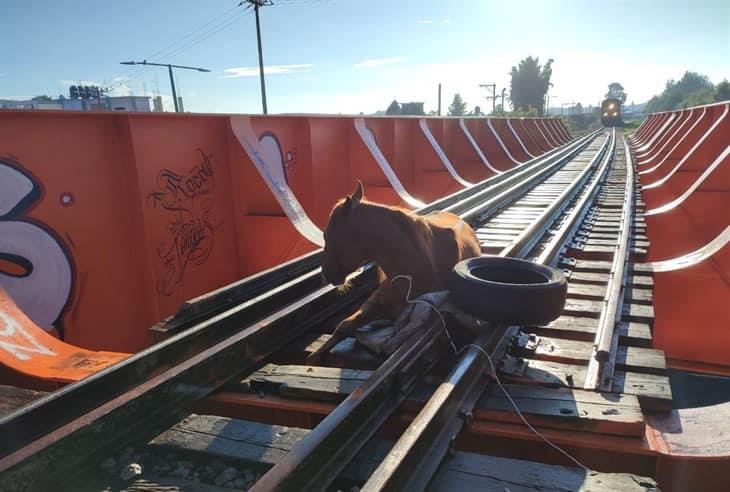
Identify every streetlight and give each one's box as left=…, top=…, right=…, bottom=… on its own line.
left=120, top=61, right=211, bottom=112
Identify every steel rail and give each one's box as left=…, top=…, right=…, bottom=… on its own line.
left=360, top=130, right=616, bottom=491
left=0, top=132, right=589, bottom=460
left=0, top=265, right=326, bottom=454
left=161, top=128, right=580, bottom=333
left=584, top=134, right=634, bottom=391
left=250, top=131, right=603, bottom=492
left=153, top=128, right=576, bottom=334
left=0, top=275, right=379, bottom=491
left=537, top=130, right=616, bottom=266
left=0, top=132, right=594, bottom=486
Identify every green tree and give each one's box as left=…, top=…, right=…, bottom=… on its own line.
left=509, top=56, right=553, bottom=115
left=448, top=93, right=468, bottom=116
left=605, top=83, right=627, bottom=104
left=715, top=80, right=730, bottom=102
left=385, top=99, right=401, bottom=115
left=489, top=104, right=506, bottom=116
left=645, top=71, right=714, bottom=113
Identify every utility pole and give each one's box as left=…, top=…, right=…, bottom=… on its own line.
left=244, top=0, right=271, bottom=114
left=120, top=61, right=210, bottom=112
left=479, top=83, right=496, bottom=113
left=437, top=83, right=441, bottom=116
left=500, top=88, right=506, bottom=112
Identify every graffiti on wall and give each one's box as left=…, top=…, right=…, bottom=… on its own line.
left=147, top=148, right=222, bottom=296
left=259, top=133, right=297, bottom=183
left=0, top=157, right=74, bottom=336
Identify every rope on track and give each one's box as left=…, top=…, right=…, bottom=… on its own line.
left=391, top=274, right=591, bottom=472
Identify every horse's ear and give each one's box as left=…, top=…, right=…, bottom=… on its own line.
left=351, top=180, right=364, bottom=206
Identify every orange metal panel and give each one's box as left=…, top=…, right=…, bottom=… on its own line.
left=440, top=119, right=493, bottom=182
left=469, top=118, right=514, bottom=171
left=637, top=104, right=730, bottom=370
left=490, top=119, right=531, bottom=162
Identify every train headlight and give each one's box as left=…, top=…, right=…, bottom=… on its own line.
left=603, top=112, right=608, bottom=117
left=608, top=103, right=615, bottom=110
left=612, top=111, right=617, bottom=116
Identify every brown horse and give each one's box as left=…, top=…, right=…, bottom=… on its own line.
left=309, top=181, right=482, bottom=362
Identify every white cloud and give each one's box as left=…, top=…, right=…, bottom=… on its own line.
left=222, top=64, right=314, bottom=78
left=442, top=19, right=451, bottom=24
left=353, top=57, right=405, bottom=69
left=0, top=73, right=5, bottom=77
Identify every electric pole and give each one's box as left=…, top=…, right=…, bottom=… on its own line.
left=479, top=83, right=496, bottom=113
left=120, top=61, right=210, bottom=112
left=500, top=88, right=506, bottom=112
left=437, top=83, right=441, bottom=116
left=244, top=0, right=271, bottom=114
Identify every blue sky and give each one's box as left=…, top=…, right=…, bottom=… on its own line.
left=2, top=0, right=728, bottom=114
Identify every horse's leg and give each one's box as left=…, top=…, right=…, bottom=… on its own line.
left=307, top=274, right=410, bottom=363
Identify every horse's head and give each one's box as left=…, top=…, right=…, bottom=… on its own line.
left=322, top=181, right=367, bottom=285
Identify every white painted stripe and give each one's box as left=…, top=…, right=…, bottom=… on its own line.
left=353, top=118, right=426, bottom=208
left=634, top=113, right=677, bottom=152
left=638, top=109, right=694, bottom=164
left=506, top=119, right=536, bottom=158
left=639, top=107, right=708, bottom=175
left=645, top=146, right=729, bottom=215
left=643, top=104, right=728, bottom=189
left=534, top=119, right=557, bottom=147
left=458, top=118, right=502, bottom=174
left=636, top=109, right=688, bottom=159
left=418, top=119, right=472, bottom=187
left=532, top=118, right=557, bottom=148
left=229, top=116, right=325, bottom=247
left=548, top=118, right=568, bottom=142
left=647, top=226, right=730, bottom=272
left=487, top=119, right=523, bottom=165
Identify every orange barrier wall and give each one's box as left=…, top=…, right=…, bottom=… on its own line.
left=513, top=119, right=543, bottom=155
left=635, top=110, right=689, bottom=160
left=0, top=110, right=566, bottom=355
left=440, top=119, right=493, bottom=182
left=553, top=119, right=572, bottom=143
left=634, top=113, right=667, bottom=146
left=637, top=109, right=701, bottom=167
left=633, top=102, right=730, bottom=371
left=489, top=119, right=531, bottom=162
left=633, top=114, right=657, bottom=141
left=523, top=119, right=553, bottom=151
left=465, top=119, right=514, bottom=171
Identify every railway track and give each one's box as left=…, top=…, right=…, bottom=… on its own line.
left=0, top=128, right=664, bottom=491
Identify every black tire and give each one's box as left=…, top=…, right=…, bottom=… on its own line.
left=448, top=256, right=567, bottom=325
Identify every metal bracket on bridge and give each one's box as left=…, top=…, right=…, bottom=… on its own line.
left=510, top=332, right=540, bottom=357
left=499, top=355, right=528, bottom=377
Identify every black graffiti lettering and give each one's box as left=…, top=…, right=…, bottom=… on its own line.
left=147, top=149, right=220, bottom=296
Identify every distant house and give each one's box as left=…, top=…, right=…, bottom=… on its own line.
left=1, top=90, right=151, bottom=112
left=401, top=102, right=425, bottom=115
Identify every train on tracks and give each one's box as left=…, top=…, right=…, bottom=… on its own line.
left=1, top=103, right=729, bottom=492
left=601, top=97, right=623, bottom=126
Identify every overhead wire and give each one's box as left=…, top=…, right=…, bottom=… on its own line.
left=105, top=4, right=249, bottom=92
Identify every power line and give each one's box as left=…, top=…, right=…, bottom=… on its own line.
left=106, top=5, right=249, bottom=92
left=107, top=3, right=243, bottom=85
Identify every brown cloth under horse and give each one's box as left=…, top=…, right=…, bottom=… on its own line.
left=308, top=181, right=481, bottom=362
